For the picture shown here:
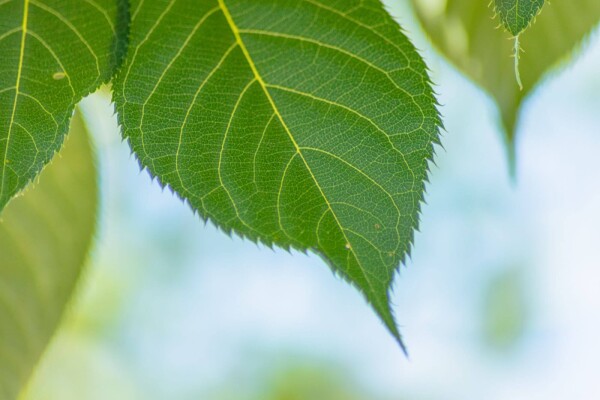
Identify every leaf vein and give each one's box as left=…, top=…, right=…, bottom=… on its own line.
left=0, top=0, right=29, bottom=202
left=267, top=83, right=417, bottom=185
left=175, top=45, right=238, bottom=195
left=139, top=5, right=221, bottom=166
left=238, top=28, right=426, bottom=122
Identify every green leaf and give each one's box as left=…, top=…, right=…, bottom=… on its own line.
left=0, top=0, right=128, bottom=211
left=0, top=111, right=98, bottom=400
left=494, top=0, right=544, bottom=36
left=411, top=0, right=600, bottom=169
left=114, top=0, right=441, bottom=349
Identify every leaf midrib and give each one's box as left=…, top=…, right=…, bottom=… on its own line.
left=217, top=0, right=382, bottom=301
left=0, top=0, right=30, bottom=202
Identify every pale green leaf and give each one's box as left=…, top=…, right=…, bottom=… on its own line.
left=114, top=0, right=441, bottom=348
left=0, top=0, right=127, bottom=211
left=411, top=0, right=600, bottom=167
left=0, top=111, right=98, bottom=400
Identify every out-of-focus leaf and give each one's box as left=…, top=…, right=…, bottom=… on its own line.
left=114, top=0, right=442, bottom=349
left=481, top=268, right=530, bottom=351
left=0, top=0, right=127, bottom=211
left=259, top=364, right=369, bottom=400
left=24, top=333, right=141, bottom=400
left=411, top=0, right=600, bottom=168
left=0, top=111, right=98, bottom=400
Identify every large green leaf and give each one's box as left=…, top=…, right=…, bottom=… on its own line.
left=114, top=0, right=441, bottom=348
left=0, top=0, right=127, bottom=211
left=0, top=111, right=98, bottom=400
left=411, top=0, right=600, bottom=167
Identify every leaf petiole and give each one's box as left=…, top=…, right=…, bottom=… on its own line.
left=514, top=35, right=523, bottom=90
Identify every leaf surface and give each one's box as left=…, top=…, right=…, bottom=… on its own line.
left=0, top=111, right=98, bottom=400
left=114, top=0, right=441, bottom=348
left=0, top=0, right=127, bottom=210
left=411, top=0, right=600, bottom=165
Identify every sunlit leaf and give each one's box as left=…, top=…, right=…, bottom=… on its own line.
left=114, top=0, right=441, bottom=349
left=0, top=111, right=98, bottom=400
left=411, top=0, right=600, bottom=169
left=0, top=0, right=127, bottom=210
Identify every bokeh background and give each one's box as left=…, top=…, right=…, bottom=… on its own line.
left=25, top=0, right=600, bottom=399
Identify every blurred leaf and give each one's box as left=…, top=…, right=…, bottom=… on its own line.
left=114, top=0, right=442, bottom=349
left=0, top=0, right=128, bottom=211
left=24, top=333, right=140, bottom=400
left=0, top=111, right=98, bottom=400
left=207, top=358, right=384, bottom=400
left=411, top=0, right=600, bottom=169
left=481, top=268, right=529, bottom=351
left=258, top=364, right=369, bottom=400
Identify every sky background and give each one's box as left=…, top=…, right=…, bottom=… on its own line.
left=24, top=1, right=600, bottom=399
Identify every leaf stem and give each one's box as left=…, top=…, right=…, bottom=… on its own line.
left=514, top=35, right=523, bottom=91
